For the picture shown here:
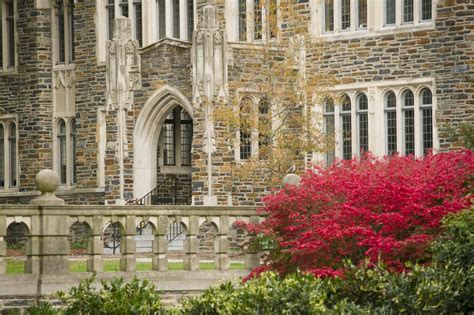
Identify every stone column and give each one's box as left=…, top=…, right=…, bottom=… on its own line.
left=244, top=215, right=261, bottom=270
left=183, top=216, right=199, bottom=270
left=0, top=215, right=5, bottom=274
left=119, top=216, right=136, bottom=272
left=153, top=216, right=169, bottom=271
left=87, top=216, right=104, bottom=272
left=28, top=170, right=69, bottom=275
left=214, top=216, right=230, bottom=270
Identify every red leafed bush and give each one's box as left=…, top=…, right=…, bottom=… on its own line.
left=248, top=150, right=474, bottom=277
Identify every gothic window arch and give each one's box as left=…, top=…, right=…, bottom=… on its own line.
left=420, top=87, right=433, bottom=154
left=340, top=94, right=352, bottom=160
left=402, top=89, right=415, bottom=155
left=8, top=122, right=16, bottom=188
left=323, top=97, right=335, bottom=165
left=55, top=118, right=77, bottom=187
left=356, top=93, right=369, bottom=155
left=385, top=91, right=397, bottom=156
left=0, top=119, right=17, bottom=190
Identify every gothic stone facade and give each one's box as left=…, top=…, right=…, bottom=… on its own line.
left=0, top=0, right=472, bottom=205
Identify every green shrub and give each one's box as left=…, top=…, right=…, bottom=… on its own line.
left=178, top=209, right=474, bottom=314
left=27, top=276, right=164, bottom=315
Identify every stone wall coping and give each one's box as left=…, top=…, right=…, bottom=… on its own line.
left=0, top=205, right=262, bottom=217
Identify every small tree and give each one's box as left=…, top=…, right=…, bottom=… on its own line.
left=216, top=1, right=335, bottom=187
left=244, top=150, right=474, bottom=277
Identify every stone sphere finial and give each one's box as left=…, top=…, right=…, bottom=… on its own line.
left=30, top=169, right=64, bottom=205
left=281, top=174, right=301, bottom=188
left=35, top=169, right=60, bottom=193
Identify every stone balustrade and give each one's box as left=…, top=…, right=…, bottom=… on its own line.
left=0, top=204, right=263, bottom=299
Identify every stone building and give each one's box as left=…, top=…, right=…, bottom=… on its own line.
left=0, top=0, right=471, bottom=206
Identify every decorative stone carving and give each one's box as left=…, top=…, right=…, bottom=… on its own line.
left=105, top=17, right=142, bottom=204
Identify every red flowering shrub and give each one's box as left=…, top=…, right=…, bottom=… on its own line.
left=248, top=150, right=474, bottom=277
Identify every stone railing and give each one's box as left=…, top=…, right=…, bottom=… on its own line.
left=0, top=204, right=262, bottom=300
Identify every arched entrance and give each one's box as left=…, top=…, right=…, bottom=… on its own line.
left=134, top=85, right=193, bottom=204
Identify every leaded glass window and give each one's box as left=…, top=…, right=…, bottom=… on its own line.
left=403, top=0, right=414, bottom=23
left=58, top=120, right=67, bottom=184
left=341, top=0, right=351, bottom=30
left=163, top=112, right=175, bottom=166
left=421, top=0, right=432, bottom=21
left=421, top=88, right=433, bottom=154
left=258, top=99, right=271, bottom=160
left=324, top=98, right=335, bottom=165
left=357, top=94, right=369, bottom=155
left=402, top=90, right=415, bottom=155
left=180, top=110, right=192, bottom=166
left=238, top=0, right=247, bottom=41
left=341, top=94, right=352, bottom=160
left=240, top=98, right=252, bottom=160
left=385, top=91, right=397, bottom=155
left=357, top=0, right=367, bottom=29
left=254, top=0, right=262, bottom=40
left=8, top=123, right=16, bottom=187
left=324, top=0, right=334, bottom=32
left=385, top=0, right=396, bottom=25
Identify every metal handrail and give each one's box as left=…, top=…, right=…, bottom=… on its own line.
left=128, top=177, right=178, bottom=206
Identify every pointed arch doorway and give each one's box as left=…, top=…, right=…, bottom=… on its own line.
left=134, top=86, right=193, bottom=205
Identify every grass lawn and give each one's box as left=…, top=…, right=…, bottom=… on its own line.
left=6, top=259, right=244, bottom=274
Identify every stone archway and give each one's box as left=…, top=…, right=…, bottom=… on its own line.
left=133, top=85, right=193, bottom=201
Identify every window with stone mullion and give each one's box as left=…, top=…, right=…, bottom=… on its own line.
left=106, top=0, right=115, bottom=40
left=421, top=0, right=432, bottom=21
left=133, top=0, right=142, bottom=46
left=357, top=94, right=369, bottom=155
left=421, top=88, right=433, bottom=154
left=385, top=0, right=396, bottom=25
left=385, top=92, right=397, bottom=155
left=341, top=0, right=351, bottom=31
left=402, top=90, right=415, bottom=155
left=157, top=0, right=166, bottom=40
left=324, top=0, right=334, bottom=33
left=180, top=111, right=192, bottom=166
left=238, top=0, right=247, bottom=41
left=357, top=0, right=367, bottom=29
left=5, top=0, right=14, bottom=67
left=341, top=95, right=352, bottom=160
left=254, top=0, right=262, bottom=40
left=56, top=0, right=66, bottom=64
left=0, top=125, right=4, bottom=187
left=173, top=0, right=180, bottom=39
left=403, top=0, right=414, bottom=23
left=9, top=123, right=16, bottom=187
left=324, top=99, right=335, bottom=165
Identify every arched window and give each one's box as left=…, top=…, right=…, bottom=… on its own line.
left=71, top=119, right=77, bottom=184
left=420, top=88, right=433, bottom=154
left=58, top=119, right=67, bottom=184
left=323, top=98, right=335, bottom=165
left=8, top=123, right=16, bottom=187
left=357, top=93, right=368, bottom=155
left=258, top=98, right=271, bottom=160
left=239, top=98, right=252, bottom=160
left=340, top=94, right=352, bottom=160
left=385, top=91, right=397, bottom=155
left=402, top=90, right=415, bottom=155
left=0, top=124, right=4, bottom=187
